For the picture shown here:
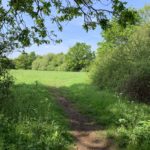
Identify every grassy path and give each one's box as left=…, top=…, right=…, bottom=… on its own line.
left=50, top=87, right=114, bottom=150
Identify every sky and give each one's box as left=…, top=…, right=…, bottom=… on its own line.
left=9, top=0, right=150, bottom=58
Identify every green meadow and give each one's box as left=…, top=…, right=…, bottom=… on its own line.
left=4, top=70, right=149, bottom=150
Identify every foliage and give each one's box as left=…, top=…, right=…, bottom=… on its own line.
left=14, top=52, right=37, bottom=69
left=0, top=0, right=136, bottom=50
left=0, top=81, right=72, bottom=150
left=91, top=19, right=150, bottom=102
left=32, top=57, right=43, bottom=70
left=91, top=21, right=134, bottom=88
left=0, top=36, right=14, bottom=101
left=128, top=120, right=150, bottom=150
left=65, top=42, right=95, bottom=71
left=121, top=65, right=150, bottom=103
left=31, top=43, right=95, bottom=72
left=32, top=53, right=66, bottom=71
left=0, top=56, right=13, bottom=101
left=139, top=5, right=150, bottom=24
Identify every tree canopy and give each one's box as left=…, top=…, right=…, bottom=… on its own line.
left=65, top=42, right=95, bottom=71
left=0, top=0, right=137, bottom=55
left=91, top=7, right=150, bottom=102
left=14, top=51, right=37, bottom=69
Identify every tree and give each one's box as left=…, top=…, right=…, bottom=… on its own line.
left=32, top=53, right=66, bottom=71
left=91, top=21, right=135, bottom=89
left=29, top=52, right=37, bottom=68
left=139, top=5, right=150, bottom=24
left=47, top=53, right=66, bottom=71
left=14, top=52, right=37, bottom=69
left=91, top=16, right=150, bottom=102
left=65, top=42, right=95, bottom=71
left=32, top=56, right=43, bottom=70
left=0, top=0, right=137, bottom=53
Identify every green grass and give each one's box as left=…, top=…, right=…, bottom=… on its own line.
left=0, top=70, right=75, bottom=150
left=3, top=70, right=150, bottom=149
left=11, top=69, right=88, bottom=86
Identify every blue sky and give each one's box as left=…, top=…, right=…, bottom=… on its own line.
left=9, top=0, right=150, bottom=58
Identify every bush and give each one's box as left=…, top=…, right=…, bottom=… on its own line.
left=0, top=57, right=13, bottom=101
left=120, top=66, right=150, bottom=103
left=128, top=120, right=150, bottom=150
left=91, top=23, right=150, bottom=102
left=116, top=120, right=150, bottom=150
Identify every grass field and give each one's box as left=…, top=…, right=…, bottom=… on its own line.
left=11, top=70, right=88, bottom=86
left=2, top=70, right=150, bottom=149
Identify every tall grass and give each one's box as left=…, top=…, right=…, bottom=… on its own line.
left=0, top=71, right=73, bottom=149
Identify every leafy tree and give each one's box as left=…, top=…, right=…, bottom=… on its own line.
left=91, top=16, right=150, bottom=102
left=32, top=53, right=66, bottom=71
left=0, top=0, right=137, bottom=51
left=39, top=54, right=54, bottom=70
left=14, top=52, right=37, bottom=69
left=32, top=56, right=43, bottom=70
left=139, top=5, right=150, bottom=24
left=91, top=22, right=134, bottom=87
left=47, top=53, right=66, bottom=71
left=29, top=52, right=37, bottom=68
left=14, top=53, right=29, bottom=69
left=65, top=42, right=95, bottom=71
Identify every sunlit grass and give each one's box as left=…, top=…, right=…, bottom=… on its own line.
left=11, top=69, right=88, bottom=86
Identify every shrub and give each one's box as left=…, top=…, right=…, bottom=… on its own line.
left=91, top=23, right=150, bottom=102
left=116, top=121, right=150, bottom=150
left=0, top=57, right=13, bottom=101
left=120, top=66, right=150, bottom=103
left=128, top=120, right=150, bottom=150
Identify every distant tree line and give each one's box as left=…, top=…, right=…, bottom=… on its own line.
left=9, top=42, right=95, bottom=72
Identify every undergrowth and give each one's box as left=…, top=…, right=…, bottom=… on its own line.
left=0, top=82, right=72, bottom=150
left=59, top=83, right=150, bottom=150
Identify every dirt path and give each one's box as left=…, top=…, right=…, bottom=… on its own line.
left=50, top=88, right=114, bottom=150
